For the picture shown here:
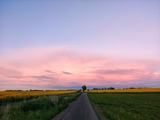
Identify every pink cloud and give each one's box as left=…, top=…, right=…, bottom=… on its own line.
left=0, top=47, right=160, bottom=90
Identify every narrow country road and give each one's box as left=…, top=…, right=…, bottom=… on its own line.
left=53, top=93, right=99, bottom=120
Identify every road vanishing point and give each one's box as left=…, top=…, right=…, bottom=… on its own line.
left=53, top=93, right=99, bottom=120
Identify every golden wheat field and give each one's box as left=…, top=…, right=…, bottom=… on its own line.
left=88, top=88, right=160, bottom=93
left=0, top=90, right=76, bottom=101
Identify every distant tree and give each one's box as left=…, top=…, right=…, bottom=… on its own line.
left=77, top=89, right=81, bottom=92
left=108, top=87, right=115, bottom=90
left=82, top=85, right=87, bottom=92
left=129, top=87, right=135, bottom=89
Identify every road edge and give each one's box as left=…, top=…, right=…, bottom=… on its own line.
left=87, top=93, right=108, bottom=120
left=52, top=93, right=82, bottom=120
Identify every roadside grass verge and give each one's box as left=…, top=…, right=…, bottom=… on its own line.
left=0, top=92, right=81, bottom=120
left=88, top=92, right=160, bottom=120
left=88, top=95, right=107, bottom=120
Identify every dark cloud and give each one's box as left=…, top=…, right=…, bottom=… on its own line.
left=92, top=69, right=138, bottom=75
left=69, top=82, right=81, bottom=85
left=45, top=70, right=56, bottom=74
left=9, top=75, right=26, bottom=79
left=4, top=74, right=56, bottom=81
left=32, top=75, right=56, bottom=81
left=45, top=70, right=52, bottom=73
left=62, top=71, right=73, bottom=75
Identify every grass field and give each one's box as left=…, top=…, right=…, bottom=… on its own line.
left=0, top=90, right=81, bottom=120
left=88, top=92, right=160, bottom=120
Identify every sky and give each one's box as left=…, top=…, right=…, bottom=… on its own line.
left=0, top=0, right=160, bottom=90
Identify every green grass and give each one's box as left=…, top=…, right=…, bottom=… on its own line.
left=0, top=92, right=81, bottom=120
left=88, top=93, right=160, bottom=120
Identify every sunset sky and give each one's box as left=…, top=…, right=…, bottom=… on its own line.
left=0, top=0, right=160, bottom=90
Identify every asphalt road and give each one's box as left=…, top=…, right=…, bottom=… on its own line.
left=53, top=93, right=99, bottom=120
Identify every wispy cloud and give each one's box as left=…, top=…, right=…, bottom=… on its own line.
left=0, top=47, right=159, bottom=90
left=62, top=71, right=73, bottom=75
left=91, top=69, right=138, bottom=75
left=32, top=75, right=56, bottom=81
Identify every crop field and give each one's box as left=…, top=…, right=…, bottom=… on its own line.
left=0, top=90, right=76, bottom=104
left=88, top=88, right=160, bottom=93
left=0, top=90, right=81, bottom=120
left=88, top=92, right=160, bottom=120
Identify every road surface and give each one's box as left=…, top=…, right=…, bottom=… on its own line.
left=53, top=93, right=99, bottom=120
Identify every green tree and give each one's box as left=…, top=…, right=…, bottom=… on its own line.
left=82, top=85, right=87, bottom=92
